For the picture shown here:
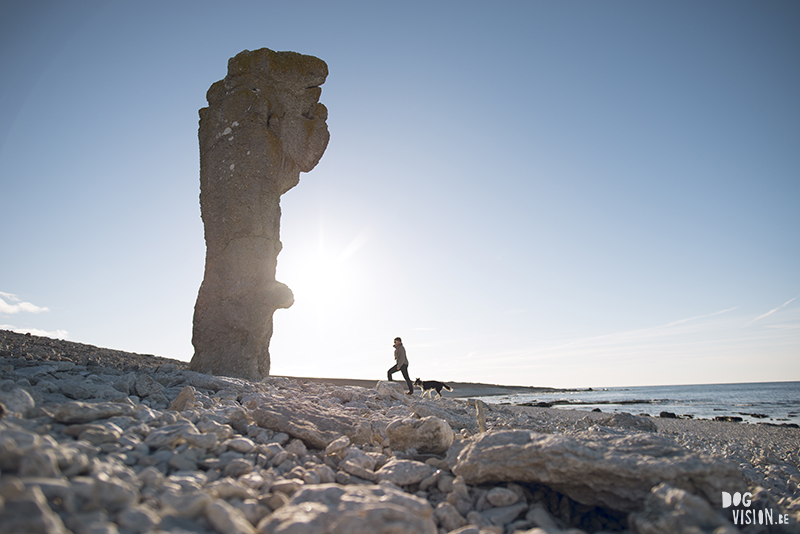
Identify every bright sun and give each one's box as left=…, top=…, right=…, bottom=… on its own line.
left=279, top=226, right=376, bottom=329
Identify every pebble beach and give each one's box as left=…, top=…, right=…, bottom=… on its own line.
left=1, top=329, right=798, bottom=534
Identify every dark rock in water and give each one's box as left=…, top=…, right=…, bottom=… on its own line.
left=659, top=411, right=678, bottom=419
left=713, top=416, right=743, bottom=423
left=758, top=422, right=800, bottom=429
left=739, top=412, right=768, bottom=418
left=591, top=408, right=602, bottom=412
left=518, top=401, right=553, bottom=408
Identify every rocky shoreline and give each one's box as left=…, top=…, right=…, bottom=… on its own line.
left=279, top=376, right=571, bottom=400
left=1, top=330, right=798, bottom=533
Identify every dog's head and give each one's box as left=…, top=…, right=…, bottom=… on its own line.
left=413, top=378, right=422, bottom=386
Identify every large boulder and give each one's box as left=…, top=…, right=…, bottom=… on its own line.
left=375, top=380, right=408, bottom=400
left=408, top=399, right=477, bottom=432
left=46, top=400, right=135, bottom=424
left=0, top=486, right=70, bottom=534
left=256, top=483, right=436, bottom=534
left=628, top=483, right=738, bottom=534
left=386, top=416, right=455, bottom=454
left=452, top=429, right=746, bottom=513
left=246, top=394, right=383, bottom=450
left=0, top=387, right=35, bottom=418
left=376, top=458, right=435, bottom=486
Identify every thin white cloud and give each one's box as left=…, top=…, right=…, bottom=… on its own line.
left=0, top=292, right=50, bottom=314
left=0, top=293, right=65, bottom=339
left=663, top=306, right=740, bottom=328
left=464, top=306, right=752, bottom=370
left=0, top=324, right=69, bottom=339
left=543, top=306, right=741, bottom=354
left=746, top=296, right=798, bottom=326
left=765, top=323, right=800, bottom=330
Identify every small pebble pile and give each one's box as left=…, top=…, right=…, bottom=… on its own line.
left=0, top=331, right=797, bottom=534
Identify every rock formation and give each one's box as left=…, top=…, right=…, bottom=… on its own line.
left=451, top=429, right=746, bottom=513
left=260, top=484, right=437, bottom=534
left=191, top=48, right=329, bottom=380
left=386, top=415, right=455, bottom=454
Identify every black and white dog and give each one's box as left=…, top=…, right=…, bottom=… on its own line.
left=413, top=378, right=453, bottom=398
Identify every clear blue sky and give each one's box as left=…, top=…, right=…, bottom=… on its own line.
left=1, top=1, right=798, bottom=388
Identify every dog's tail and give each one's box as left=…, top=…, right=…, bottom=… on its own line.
left=443, top=383, right=453, bottom=391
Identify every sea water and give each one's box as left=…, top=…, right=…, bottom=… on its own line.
left=477, top=381, right=800, bottom=423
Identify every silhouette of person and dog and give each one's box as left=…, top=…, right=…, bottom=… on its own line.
left=387, top=336, right=452, bottom=397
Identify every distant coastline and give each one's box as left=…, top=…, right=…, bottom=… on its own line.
left=476, top=381, right=800, bottom=426
left=281, top=375, right=584, bottom=399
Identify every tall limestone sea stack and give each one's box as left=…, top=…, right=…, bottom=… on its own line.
left=191, top=48, right=329, bottom=380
